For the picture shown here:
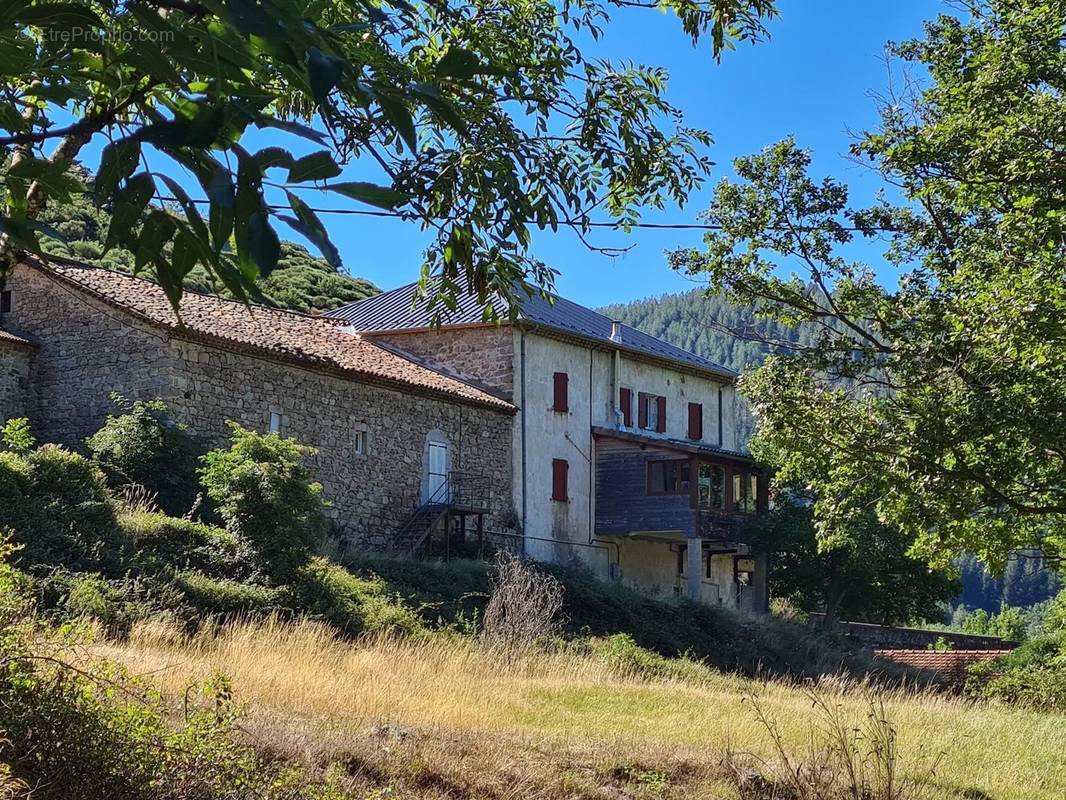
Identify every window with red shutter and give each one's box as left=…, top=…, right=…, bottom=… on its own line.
left=552, top=372, right=568, bottom=412
left=687, top=402, right=703, bottom=440
left=551, top=458, right=568, bottom=501
left=619, top=387, right=633, bottom=426
left=638, top=393, right=649, bottom=429
left=655, top=395, right=667, bottom=433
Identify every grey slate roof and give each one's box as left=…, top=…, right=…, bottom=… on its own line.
left=327, top=280, right=737, bottom=381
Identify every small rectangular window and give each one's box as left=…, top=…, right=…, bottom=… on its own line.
left=638, top=393, right=665, bottom=432
left=619, top=387, right=633, bottom=427
left=551, top=458, right=569, bottom=501
left=687, top=402, right=703, bottom=440
left=0, top=291, right=10, bottom=314
left=268, top=410, right=283, bottom=434
left=552, top=371, right=569, bottom=412
left=353, top=427, right=368, bottom=455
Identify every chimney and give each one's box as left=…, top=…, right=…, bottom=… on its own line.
left=610, top=321, right=622, bottom=343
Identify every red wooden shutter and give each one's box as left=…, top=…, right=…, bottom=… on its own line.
left=687, top=402, right=703, bottom=440
left=656, top=396, right=667, bottom=432
left=619, top=387, right=633, bottom=426
left=551, top=458, right=569, bottom=501
left=552, top=371, right=568, bottom=412
left=638, top=394, right=648, bottom=429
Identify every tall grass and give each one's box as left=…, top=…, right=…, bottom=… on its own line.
left=99, top=617, right=1066, bottom=800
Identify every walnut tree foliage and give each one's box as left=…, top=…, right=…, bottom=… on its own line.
left=670, top=0, right=1066, bottom=570
left=0, top=0, right=775, bottom=317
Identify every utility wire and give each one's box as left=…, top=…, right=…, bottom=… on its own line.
left=156, top=196, right=896, bottom=233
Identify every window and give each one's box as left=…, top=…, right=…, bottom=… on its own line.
left=730, top=471, right=759, bottom=512
left=552, top=371, right=569, bottom=412
left=353, top=425, right=368, bottom=456
left=647, top=459, right=690, bottom=495
left=619, top=386, right=633, bottom=427
left=268, top=410, right=283, bottom=434
left=551, top=458, right=569, bottom=501
left=638, top=393, right=666, bottom=432
left=697, top=463, right=725, bottom=509
left=687, top=402, right=703, bottom=440
left=0, top=291, right=10, bottom=314
left=735, top=557, right=756, bottom=587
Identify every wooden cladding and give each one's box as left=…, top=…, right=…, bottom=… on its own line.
left=552, top=371, right=568, bottom=412
left=551, top=458, right=569, bottom=501
left=619, top=386, right=633, bottom=427
left=687, top=402, right=703, bottom=440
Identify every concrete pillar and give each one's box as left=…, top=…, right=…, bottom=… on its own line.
left=687, top=538, right=703, bottom=601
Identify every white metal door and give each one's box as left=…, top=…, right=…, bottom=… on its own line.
left=426, top=441, right=449, bottom=503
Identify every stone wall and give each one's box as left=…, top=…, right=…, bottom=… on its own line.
left=0, top=340, right=32, bottom=425
left=163, top=338, right=513, bottom=544
left=4, top=264, right=514, bottom=545
left=374, top=325, right=515, bottom=399
left=4, top=264, right=174, bottom=447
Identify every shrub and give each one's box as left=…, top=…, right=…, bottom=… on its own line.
left=0, top=417, right=35, bottom=453
left=119, top=511, right=252, bottom=580
left=0, top=445, right=124, bottom=573
left=482, top=552, right=565, bottom=649
left=86, top=397, right=203, bottom=517
left=199, top=423, right=327, bottom=582
left=173, top=571, right=290, bottom=617
left=591, top=633, right=710, bottom=682
left=291, top=557, right=424, bottom=636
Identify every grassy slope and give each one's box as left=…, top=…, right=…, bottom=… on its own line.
left=103, top=617, right=1066, bottom=800
left=344, top=556, right=907, bottom=682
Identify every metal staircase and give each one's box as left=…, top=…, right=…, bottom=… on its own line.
left=391, top=471, right=491, bottom=557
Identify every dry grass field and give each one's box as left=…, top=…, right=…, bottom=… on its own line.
left=96, top=617, right=1066, bottom=800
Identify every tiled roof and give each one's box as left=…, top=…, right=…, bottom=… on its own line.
left=0, top=328, right=33, bottom=348
left=591, top=425, right=752, bottom=461
left=27, top=258, right=514, bottom=412
left=326, top=279, right=737, bottom=381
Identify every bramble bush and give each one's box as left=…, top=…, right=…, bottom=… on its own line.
left=86, top=396, right=204, bottom=517
left=199, top=423, right=327, bottom=583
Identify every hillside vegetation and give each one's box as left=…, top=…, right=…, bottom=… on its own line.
left=38, top=171, right=379, bottom=314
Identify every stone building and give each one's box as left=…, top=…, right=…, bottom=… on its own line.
left=330, top=281, right=769, bottom=613
left=0, top=258, right=514, bottom=546
left=0, top=256, right=768, bottom=612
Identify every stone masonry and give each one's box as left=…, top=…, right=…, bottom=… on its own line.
left=375, top=326, right=515, bottom=399
left=3, top=263, right=513, bottom=546
left=0, top=338, right=32, bottom=425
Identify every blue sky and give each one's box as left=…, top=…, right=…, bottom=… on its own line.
left=332, top=0, right=945, bottom=306
left=74, top=0, right=945, bottom=308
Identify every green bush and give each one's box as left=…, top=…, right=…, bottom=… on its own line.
left=86, top=397, right=204, bottom=517
left=199, top=423, right=327, bottom=582
left=292, top=557, right=424, bottom=636
left=119, top=511, right=252, bottom=580
left=173, top=571, right=290, bottom=617
left=590, top=633, right=711, bottom=682
left=0, top=445, right=124, bottom=573
left=1, top=417, right=35, bottom=453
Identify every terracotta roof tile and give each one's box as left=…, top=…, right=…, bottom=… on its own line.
left=875, top=649, right=1009, bottom=682
left=27, top=257, right=513, bottom=412
left=0, top=327, right=33, bottom=348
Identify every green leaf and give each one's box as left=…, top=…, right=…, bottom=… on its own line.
left=287, top=150, right=341, bottom=183
left=247, top=211, right=281, bottom=277
left=255, top=116, right=329, bottom=145
left=255, top=146, right=295, bottom=171
left=377, top=94, right=417, bottom=152
left=136, top=210, right=177, bottom=274
left=14, top=2, right=104, bottom=28
left=435, top=47, right=481, bottom=79
left=137, top=105, right=225, bottom=149
left=307, top=47, right=346, bottom=106
left=104, top=172, right=155, bottom=255
left=94, top=139, right=140, bottom=205
left=325, top=181, right=409, bottom=210
left=281, top=191, right=341, bottom=268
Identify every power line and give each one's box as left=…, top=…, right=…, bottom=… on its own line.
left=159, top=196, right=894, bottom=233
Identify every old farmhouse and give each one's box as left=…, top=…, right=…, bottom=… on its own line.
left=0, top=257, right=767, bottom=613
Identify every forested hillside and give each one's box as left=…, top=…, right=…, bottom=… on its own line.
left=38, top=169, right=379, bottom=314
